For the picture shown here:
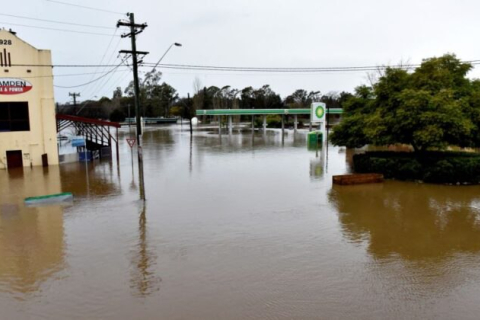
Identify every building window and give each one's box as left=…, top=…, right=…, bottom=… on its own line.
left=0, top=102, right=30, bottom=132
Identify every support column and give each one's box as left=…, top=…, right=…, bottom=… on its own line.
left=108, top=127, right=112, bottom=158
left=263, top=115, right=267, bottom=130
left=116, top=127, right=119, bottom=163
left=252, top=115, right=255, bottom=131
left=320, top=122, right=325, bottom=146
left=294, top=114, right=298, bottom=131
left=281, top=115, right=285, bottom=134
left=228, top=115, right=233, bottom=134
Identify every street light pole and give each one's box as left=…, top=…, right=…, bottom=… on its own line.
left=142, top=42, right=182, bottom=120
left=147, top=43, right=182, bottom=75
left=142, top=42, right=182, bottom=87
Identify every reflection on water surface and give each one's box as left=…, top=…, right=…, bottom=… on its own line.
left=1, top=126, right=480, bottom=319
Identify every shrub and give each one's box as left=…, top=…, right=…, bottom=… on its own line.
left=253, top=115, right=283, bottom=128
left=353, top=151, right=480, bottom=184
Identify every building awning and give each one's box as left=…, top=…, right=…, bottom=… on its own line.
left=56, top=114, right=121, bottom=131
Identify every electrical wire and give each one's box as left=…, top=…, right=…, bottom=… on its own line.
left=0, top=13, right=114, bottom=29
left=10, top=60, right=480, bottom=72
left=102, top=69, right=132, bottom=98
left=81, top=30, right=120, bottom=96
left=142, top=61, right=480, bottom=72
left=88, top=59, right=125, bottom=97
left=45, top=0, right=125, bottom=15
left=80, top=70, right=131, bottom=106
left=54, top=58, right=128, bottom=88
left=14, top=69, right=130, bottom=79
left=135, top=61, right=480, bottom=73
left=0, top=21, right=118, bottom=36
left=85, top=38, right=124, bottom=97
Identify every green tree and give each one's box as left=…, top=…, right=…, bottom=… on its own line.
left=151, top=82, right=178, bottom=117
left=177, top=94, right=195, bottom=134
left=124, top=71, right=178, bottom=117
left=320, top=91, right=353, bottom=108
left=331, top=54, right=477, bottom=151
left=252, top=85, right=282, bottom=109
left=285, top=89, right=323, bottom=108
left=240, top=86, right=255, bottom=108
left=113, top=87, right=122, bottom=99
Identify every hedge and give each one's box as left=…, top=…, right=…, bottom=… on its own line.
left=353, top=151, right=480, bottom=184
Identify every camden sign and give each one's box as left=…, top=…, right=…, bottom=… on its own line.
left=0, top=78, right=33, bottom=95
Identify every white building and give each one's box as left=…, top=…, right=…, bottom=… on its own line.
left=0, top=29, right=58, bottom=169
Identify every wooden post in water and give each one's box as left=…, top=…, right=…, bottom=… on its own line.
left=116, top=127, right=119, bottom=163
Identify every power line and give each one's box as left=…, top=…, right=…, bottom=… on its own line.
left=85, top=37, right=124, bottom=97
left=101, top=69, right=132, bottom=99
left=81, top=30, right=120, bottom=96
left=15, top=69, right=130, bottom=79
left=54, top=58, right=128, bottom=88
left=149, top=65, right=391, bottom=72
left=160, top=70, right=364, bottom=77
left=0, top=21, right=118, bottom=36
left=11, top=63, right=120, bottom=67
left=142, top=61, right=480, bottom=72
left=81, top=69, right=131, bottom=101
left=10, top=60, right=480, bottom=72
left=45, top=0, right=125, bottom=15
left=0, top=13, right=114, bottom=29
left=86, top=56, right=124, bottom=97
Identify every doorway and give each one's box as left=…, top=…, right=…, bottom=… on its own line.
left=6, top=150, right=23, bottom=168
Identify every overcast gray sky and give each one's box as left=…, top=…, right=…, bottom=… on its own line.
left=4, top=0, right=480, bottom=103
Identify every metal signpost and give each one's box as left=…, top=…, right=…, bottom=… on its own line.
left=72, top=135, right=89, bottom=196
left=310, top=102, right=326, bottom=125
left=310, top=102, right=327, bottom=142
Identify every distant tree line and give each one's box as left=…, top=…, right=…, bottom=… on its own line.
left=56, top=71, right=352, bottom=122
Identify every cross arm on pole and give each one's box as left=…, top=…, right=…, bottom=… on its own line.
left=119, top=50, right=149, bottom=56
left=116, top=21, right=148, bottom=28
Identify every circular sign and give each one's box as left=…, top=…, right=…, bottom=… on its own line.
left=315, top=106, right=325, bottom=118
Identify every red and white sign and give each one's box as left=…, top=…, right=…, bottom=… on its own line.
left=0, top=78, right=33, bottom=95
left=126, top=138, right=136, bottom=148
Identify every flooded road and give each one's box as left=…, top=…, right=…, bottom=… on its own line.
left=2, top=126, right=480, bottom=319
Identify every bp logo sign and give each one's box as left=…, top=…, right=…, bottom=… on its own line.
left=315, top=105, right=325, bottom=118
left=311, top=102, right=326, bottom=123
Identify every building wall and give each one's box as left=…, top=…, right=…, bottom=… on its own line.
left=0, top=30, right=58, bottom=169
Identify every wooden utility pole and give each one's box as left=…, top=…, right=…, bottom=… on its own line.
left=69, top=92, right=80, bottom=115
left=117, top=13, right=148, bottom=161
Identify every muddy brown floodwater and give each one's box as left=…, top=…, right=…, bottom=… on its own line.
left=2, top=126, right=480, bottom=319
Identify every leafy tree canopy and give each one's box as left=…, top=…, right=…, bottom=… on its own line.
left=285, top=89, right=322, bottom=108
left=330, top=54, right=479, bottom=151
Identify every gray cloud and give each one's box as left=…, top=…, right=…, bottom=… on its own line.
left=3, top=0, right=480, bottom=103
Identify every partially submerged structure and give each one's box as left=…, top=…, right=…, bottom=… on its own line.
left=0, top=29, right=58, bottom=169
